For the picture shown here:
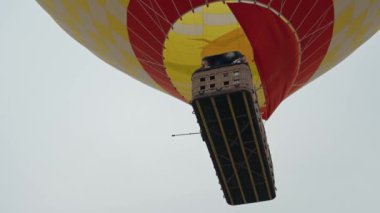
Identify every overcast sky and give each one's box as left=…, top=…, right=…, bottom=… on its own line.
left=1, top=1, right=380, bottom=213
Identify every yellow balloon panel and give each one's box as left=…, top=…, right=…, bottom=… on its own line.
left=163, top=2, right=265, bottom=107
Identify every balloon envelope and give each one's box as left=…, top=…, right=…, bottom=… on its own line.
left=37, top=0, right=380, bottom=119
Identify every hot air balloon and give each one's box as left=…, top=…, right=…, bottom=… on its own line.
left=36, top=0, right=380, bottom=205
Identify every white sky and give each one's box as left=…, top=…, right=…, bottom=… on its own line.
left=1, top=1, right=380, bottom=213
